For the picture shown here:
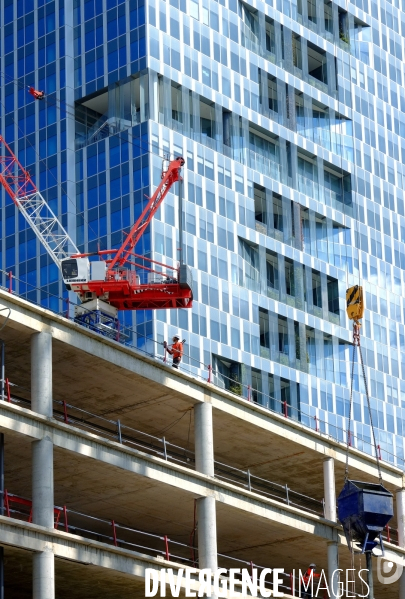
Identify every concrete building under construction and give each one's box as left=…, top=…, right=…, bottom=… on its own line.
left=0, top=0, right=405, bottom=593
left=0, top=289, right=403, bottom=597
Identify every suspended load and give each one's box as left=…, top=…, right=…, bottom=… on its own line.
left=337, top=479, right=393, bottom=553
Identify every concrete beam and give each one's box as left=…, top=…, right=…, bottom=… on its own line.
left=0, top=401, right=339, bottom=543
left=0, top=516, right=193, bottom=587
left=0, top=517, right=294, bottom=599
left=0, top=291, right=402, bottom=488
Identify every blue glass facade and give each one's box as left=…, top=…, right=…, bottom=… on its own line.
left=2, top=0, right=405, bottom=466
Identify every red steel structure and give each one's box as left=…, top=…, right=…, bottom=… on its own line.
left=0, top=136, right=193, bottom=313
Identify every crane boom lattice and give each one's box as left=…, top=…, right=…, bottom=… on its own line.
left=0, top=136, right=78, bottom=268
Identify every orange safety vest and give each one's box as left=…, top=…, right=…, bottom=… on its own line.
left=168, top=341, right=183, bottom=359
left=302, top=569, right=320, bottom=585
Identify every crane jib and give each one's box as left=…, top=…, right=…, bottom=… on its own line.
left=0, top=138, right=192, bottom=314
left=0, top=137, right=79, bottom=267
left=108, top=157, right=184, bottom=272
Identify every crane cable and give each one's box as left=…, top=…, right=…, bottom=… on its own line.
left=344, top=321, right=383, bottom=485
left=0, top=70, right=180, bottom=161
left=343, top=17, right=382, bottom=486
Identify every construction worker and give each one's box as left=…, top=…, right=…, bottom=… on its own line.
left=300, top=564, right=320, bottom=599
left=164, top=334, right=183, bottom=369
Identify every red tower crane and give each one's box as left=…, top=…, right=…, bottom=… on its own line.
left=0, top=136, right=193, bottom=330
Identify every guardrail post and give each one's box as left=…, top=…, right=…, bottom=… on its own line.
left=62, top=401, right=68, bottom=424
left=163, top=437, right=167, bottom=460
left=250, top=561, right=254, bottom=581
left=164, top=535, right=170, bottom=561
left=116, top=320, right=120, bottom=342
left=283, top=401, right=288, bottom=418
left=63, top=505, right=69, bottom=533
left=377, top=444, right=382, bottom=460
left=65, top=298, right=70, bottom=319
left=207, top=364, right=212, bottom=383
left=290, top=572, right=294, bottom=596
left=117, top=420, right=122, bottom=443
left=54, top=509, right=61, bottom=530
left=112, top=520, right=118, bottom=546
left=247, top=385, right=251, bottom=401
left=8, top=272, right=12, bottom=294
left=285, top=484, right=290, bottom=506
left=247, top=469, right=251, bottom=492
left=5, top=379, right=10, bottom=403
left=314, top=415, right=318, bottom=432
left=4, top=490, right=9, bottom=518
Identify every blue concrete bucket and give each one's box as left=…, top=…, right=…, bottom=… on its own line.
left=337, top=480, right=393, bottom=553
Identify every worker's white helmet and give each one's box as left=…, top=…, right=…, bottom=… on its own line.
left=172, top=332, right=181, bottom=340
left=309, top=564, right=316, bottom=569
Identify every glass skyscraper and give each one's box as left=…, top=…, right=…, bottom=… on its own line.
left=1, top=0, right=405, bottom=466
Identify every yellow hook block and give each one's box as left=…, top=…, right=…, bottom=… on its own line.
left=346, top=285, right=364, bottom=322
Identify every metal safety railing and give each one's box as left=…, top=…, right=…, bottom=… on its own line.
left=2, top=489, right=295, bottom=595
left=0, top=268, right=402, bottom=471
left=2, top=489, right=397, bottom=597
left=2, top=381, right=325, bottom=518
left=1, top=374, right=402, bottom=528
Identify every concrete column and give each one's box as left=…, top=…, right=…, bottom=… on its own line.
left=396, top=489, right=405, bottom=548
left=33, top=547, right=55, bottom=598
left=195, top=402, right=214, bottom=477
left=396, top=490, right=405, bottom=598
left=327, top=541, right=339, bottom=599
left=197, top=497, right=217, bottom=571
left=324, top=459, right=338, bottom=599
left=400, top=571, right=405, bottom=599
left=31, top=332, right=53, bottom=417
left=31, top=332, right=54, bottom=599
left=323, top=457, right=336, bottom=521
left=194, top=402, right=218, bottom=572
left=32, top=437, right=54, bottom=528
